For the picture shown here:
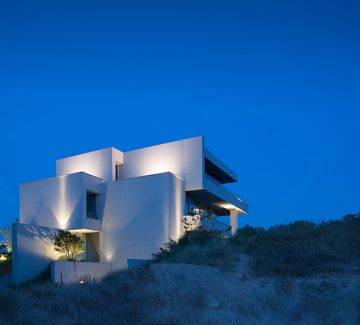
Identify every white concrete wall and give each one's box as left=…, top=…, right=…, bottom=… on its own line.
left=12, top=223, right=61, bottom=284
left=51, top=261, right=113, bottom=284
left=56, top=148, right=123, bottom=182
left=119, top=136, right=204, bottom=191
left=20, top=172, right=103, bottom=230
left=100, top=172, right=185, bottom=269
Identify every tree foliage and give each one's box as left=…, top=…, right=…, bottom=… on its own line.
left=53, top=230, right=84, bottom=260
left=1, top=226, right=12, bottom=253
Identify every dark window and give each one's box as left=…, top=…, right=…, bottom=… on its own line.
left=86, top=191, right=98, bottom=219
left=115, top=164, right=121, bottom=181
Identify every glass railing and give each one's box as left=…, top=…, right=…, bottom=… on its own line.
left=204, top=174, right=246, bottom=205
left=201, top=218, right=232, bottom=235
left=205, top=173, right=224, bottom=187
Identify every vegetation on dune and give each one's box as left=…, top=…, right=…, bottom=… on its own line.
left=154, top=212, right=360, bottom=276
left=1, top=226, right=12, bottom=253
left=1, top=262, right=360, bottom=324
left=0, top=226, right=12, bottom=275
left=240, top=213, right=360, bottom=276
left=1, top=213, right=360, bottom=324
left=153, top=230, right=235, bottom=270
left=0, top=258, right=12, bottom=276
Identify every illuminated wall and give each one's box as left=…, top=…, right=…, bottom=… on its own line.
left=56, top=147, right=123, bottom=182
left=20, top=172, right=102, bottom=230
left=14, top=136, right=247, bottom=284
left=12, top=223, right=61, bottom=284
left=119, top=136, right=204, bottom=191
left=100, top=172, right=185, bottom=268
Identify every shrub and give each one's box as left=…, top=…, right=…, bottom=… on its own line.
left=242, top=214, right=360, bottom=276
left=231, top=225, right=264, bottom=246
left=154, top=213, right=360, bottom=277
left=0, top=257, right=12, bottom=276
left=153, top=230, right=235, bottom=270
left=1, top=225, right=12, bottom=253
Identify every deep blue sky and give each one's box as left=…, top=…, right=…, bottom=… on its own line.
left=1, top=0, right=359, bottom=229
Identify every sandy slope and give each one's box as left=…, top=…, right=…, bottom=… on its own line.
left=1, top=255, right=359, bottom=324
left=147, top=258, right=360, bottom=324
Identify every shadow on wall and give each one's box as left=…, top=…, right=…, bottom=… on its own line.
left=28, top=195, right=80, bottom=229
left=17, top=223, right=58, bottom=244
left=28, top=197, right=57, bottom=227
left=13, top=222, right=62, bottom=284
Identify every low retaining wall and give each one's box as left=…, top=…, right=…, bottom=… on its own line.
left=12, top=223, right=61, bottom=284
left=51, top=261, right=113, bottom=284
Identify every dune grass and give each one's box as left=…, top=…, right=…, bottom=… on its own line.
left=152, top=230, right=236, bottom=271
left=154, top=213, right=360, bottom=277
left=1, top=213, right=360, bottom=324
left=1, top=263, right=360, bottom=324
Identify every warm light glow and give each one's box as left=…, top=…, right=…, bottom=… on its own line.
left=215, top=202, right=246, bottom=214
left=0, top=255, right=6, bottom=261
left=69, top=229, right=99, bottom=234
left=53, top=175, right=79, bottom=229
left=104, top=251, right=114, bottom=262
left=55, top=176, right=72, bottom=228
left=133, top=146, right=183, bottom=181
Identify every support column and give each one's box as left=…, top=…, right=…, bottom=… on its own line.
left=230, top=209, right=238, bottom=236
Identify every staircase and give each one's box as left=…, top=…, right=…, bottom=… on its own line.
left=0, top=275, right=11, bottom=289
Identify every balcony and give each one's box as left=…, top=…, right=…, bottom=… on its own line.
left=203, top=175, right=248, bottom=213
left=204, top=149, right=237, bottom=184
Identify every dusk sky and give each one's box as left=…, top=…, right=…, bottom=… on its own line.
left=1, top=0, right=359, bottom=229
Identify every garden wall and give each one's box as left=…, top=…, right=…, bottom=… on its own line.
left=51, top=261, right=113, bottom=283
left=12, top=223, right=61, bottom=284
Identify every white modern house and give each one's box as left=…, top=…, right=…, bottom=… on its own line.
left=12, top=136, right=248, bottom=284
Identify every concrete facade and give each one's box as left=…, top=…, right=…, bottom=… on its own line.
left=100, top=172, right=185, bottom=268
left=12, top=136, right=248, bottom=284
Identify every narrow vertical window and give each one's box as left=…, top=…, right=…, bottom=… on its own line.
left=115, top=163, right=120, bottom=181
left=86, top=191, right=98, bottom=219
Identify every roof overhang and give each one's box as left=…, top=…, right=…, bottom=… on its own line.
left=204, top=149, right=237, bottom=184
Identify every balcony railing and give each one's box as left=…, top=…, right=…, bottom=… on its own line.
left=203, top=175, right=248, bottom=213
left=205, top=173, right=224, bottom=187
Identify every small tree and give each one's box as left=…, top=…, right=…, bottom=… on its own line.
left=1, top=226, right=12, bottom=253
left=53, top=230, right=84, bottom=260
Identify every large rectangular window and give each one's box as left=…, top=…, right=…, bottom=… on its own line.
left=86, top=191, right=98, bottom=219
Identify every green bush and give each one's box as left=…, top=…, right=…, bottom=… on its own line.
left=153, top=230, right=235, bottom=270
left=154, top=213, right=360, bottom=277
left=241, top=214, right=360, bottom=276
left=231, top=225, right=264, bottom=246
